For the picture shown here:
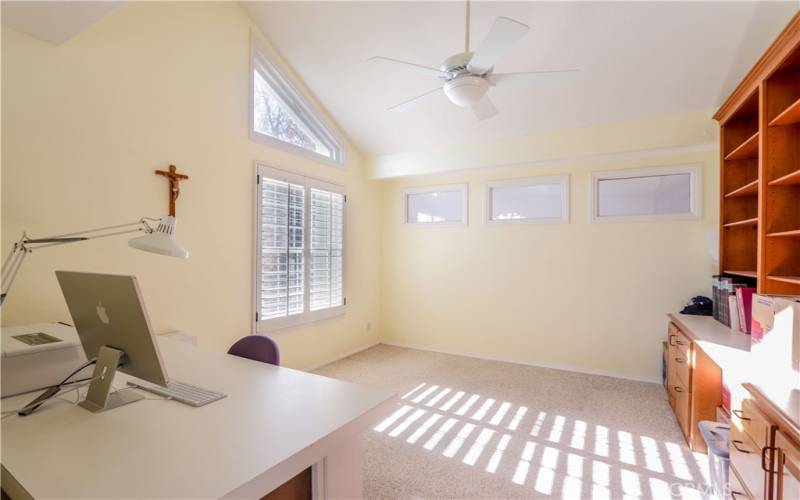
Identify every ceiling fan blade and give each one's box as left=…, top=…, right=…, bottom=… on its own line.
left=467, top=17, right=529, bottom=75
left=471, top=96, right=498, bottom=121
left=490, top=69, right=578, bottom=87
left=368, top=56, right=448, bottom=79
left=387, top=87, right=444, bottom=112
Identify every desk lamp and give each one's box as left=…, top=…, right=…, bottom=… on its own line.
left=0, top=215, right=188, bottom=306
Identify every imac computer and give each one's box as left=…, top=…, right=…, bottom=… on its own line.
left=55, top=271, right=169, bottom=412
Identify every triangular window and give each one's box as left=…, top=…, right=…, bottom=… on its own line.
left=250, top=44, right=343, bottom=164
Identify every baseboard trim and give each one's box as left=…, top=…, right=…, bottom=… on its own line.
left=305, top=341, right=381, bottom=372
left=380, top=340, right=661, bottom=384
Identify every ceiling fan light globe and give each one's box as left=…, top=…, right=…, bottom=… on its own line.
left=443, top=76, right=489, bottom=107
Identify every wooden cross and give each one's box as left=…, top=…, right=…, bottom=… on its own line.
left=155, top=165, right=189, bottom=217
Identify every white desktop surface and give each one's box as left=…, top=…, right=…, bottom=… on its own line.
left=1, top=337, right=396, bottom=499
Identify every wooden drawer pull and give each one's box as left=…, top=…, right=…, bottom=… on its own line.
left=732, top=440, right=751, bottom=454
left=673, top=386, right=683, bottom=393
left=732, top=409, right=751, bottom=421
left=675, top=339, right=686, bottom=346
left=761, top=446, right=775, bottom=473
left=668, top=334, right=676, bottom=346
left=674, top=357, right=685, bottom=363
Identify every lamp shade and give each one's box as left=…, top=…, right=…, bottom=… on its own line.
left=128, top=216, right=188, bottom=259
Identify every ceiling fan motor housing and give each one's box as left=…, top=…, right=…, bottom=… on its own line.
left=444, top=76, right=489, bottom=107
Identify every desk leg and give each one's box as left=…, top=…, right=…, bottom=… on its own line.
left=321, top=437, right=363, bottom=499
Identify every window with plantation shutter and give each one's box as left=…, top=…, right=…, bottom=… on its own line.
left=255, top=164, right=345, bottom=331
left=310, top=189, right=344, bottom=311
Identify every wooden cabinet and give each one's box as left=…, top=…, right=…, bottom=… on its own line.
left=730, top=429, right=765, bottom=499
left=731, top=384, right=800, bottom=500
left=775, top=431, right=800, bottom=500
left=731, top=465, right=754, bottom=500
left=714, top=12, right=800, bottom=294
left=665, top=321, right=723, bottom=453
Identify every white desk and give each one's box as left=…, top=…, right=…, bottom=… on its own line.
left=1, top=337, right=397, bottom=499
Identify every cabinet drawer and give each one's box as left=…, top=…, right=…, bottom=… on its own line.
left=729, top=464, right=753, bottom=500
left=730, top=424, right=765, bottom=499
left=675, top=331, right=692, bottom=358
left=667, top=323, right=688, bottom=352
left=732, top=398, right=771, bottom=450
left=672, top=347, right=692, bottom=388
left=669, top=380, right=691, bottom=438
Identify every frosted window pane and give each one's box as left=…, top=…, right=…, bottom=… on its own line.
left=406, top=190, right=464, bottom=223
left=491, top=183, right=562, bottom=220
left=598, top=173, right=691, bottom=217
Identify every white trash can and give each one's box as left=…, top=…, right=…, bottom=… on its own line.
left=698, top=420, right=731, bottom=499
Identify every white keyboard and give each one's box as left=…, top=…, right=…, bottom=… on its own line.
left=127, top=380, right=226, bottom=407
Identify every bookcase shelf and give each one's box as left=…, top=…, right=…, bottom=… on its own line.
left=768, top=96, right=800, bottom=126
left=767, top=275, right=800, bottom=286
left=724, top=179, right=759, bottom=198
left=714, top=12, right=800, bottom=296
left=768, top=169, right=800, bottom=186
left=767, top=229, right=800, bottom=238
left=723, top=132, right=759, bottom=161
left=724, top=217, right=758, bottom=228
left=724, top=270, right=758, bottom=279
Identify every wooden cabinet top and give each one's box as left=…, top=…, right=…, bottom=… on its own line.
left=743, top=382, right=800, bottom=446
left=714, top=11, right=800, bottom=123
left=667, top=313, right=751, bottom=369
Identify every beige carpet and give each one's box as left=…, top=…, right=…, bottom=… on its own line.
left=314, top=344, right=713, bottom=500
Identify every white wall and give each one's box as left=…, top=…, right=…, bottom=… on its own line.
left=2, top=2, right=725, bottom=383
left=1, top=2, right=382, bottom=370
left=378, top=114, right=720, bottom=382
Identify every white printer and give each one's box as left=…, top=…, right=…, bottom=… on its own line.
left=1, top=323, right=92, bottom=398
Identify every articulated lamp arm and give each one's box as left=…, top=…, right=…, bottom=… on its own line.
left=0, top=216, right=186, bottom=306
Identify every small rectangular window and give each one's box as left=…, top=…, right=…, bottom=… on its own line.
left=591, top=164, right=700, bottom=222
left=486, top=175, right=569, bottom=224
left=403, top=184, right=468, bottom=225
left=250, top=40, right=344, bottom=165
left=255, top=164, right=345, bottom=331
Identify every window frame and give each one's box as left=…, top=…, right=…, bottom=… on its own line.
left=485, top=175, right=570, bottom=225
left=249, top=37, right=346, bottom=167
left=402, top=184, right=469, bottom=227
left=253, top=163, right=346, bottom=333
left=590, top=163, right=702, bottom=223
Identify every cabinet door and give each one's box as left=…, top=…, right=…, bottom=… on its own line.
left=775, top=431, right=800, bottom=500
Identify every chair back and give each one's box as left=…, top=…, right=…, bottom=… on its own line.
left=227, top=335, right=280, bottom=366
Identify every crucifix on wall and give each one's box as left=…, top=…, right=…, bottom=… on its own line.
left=155, top=165, right=189, bottom=217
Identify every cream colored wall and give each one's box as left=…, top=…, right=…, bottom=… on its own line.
left=1, top=2, right=382, bottom=370
left=2, top=1, right=722, bottom=382
left=367, top=108, right=717, bottom=179
left=380, top=142, right=719, bottom=382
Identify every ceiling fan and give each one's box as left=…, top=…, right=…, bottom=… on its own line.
left=369, top=1, right=576, bottom=120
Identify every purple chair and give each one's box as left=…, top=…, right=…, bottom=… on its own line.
left=227, top=335, right=280, bottom=366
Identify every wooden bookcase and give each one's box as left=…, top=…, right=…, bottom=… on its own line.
left=715, top=11, right=800, bottom=295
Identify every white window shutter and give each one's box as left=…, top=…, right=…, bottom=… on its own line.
left=260, top=177, right=305, bottom=320
left=310, top=188, right=344, bottom=311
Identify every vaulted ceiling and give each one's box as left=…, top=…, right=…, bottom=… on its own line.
left=1, top=1, right=124, bottom=45
left=244, top=1, right=798, bottom=157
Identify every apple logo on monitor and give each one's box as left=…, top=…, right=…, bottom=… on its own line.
left=96, top=302, right=110, bottom=325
